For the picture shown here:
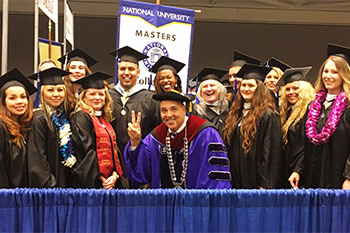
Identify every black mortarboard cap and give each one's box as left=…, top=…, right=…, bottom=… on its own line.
left=231, top=51, right=260, bottom=67
left=196, top=68, right=227, bottom=83
left=111, top=46, right=148, bottom=64
left=236, top=64, right=272, bottom=81
left=0, top=68, right=37, bottom=95
left=149, top=56, right=185, bottom=74
left=327, top=43, right=350, bottom=64
left=74, top=72, right=111, bottom=89
left=58, top=48, right=97, bottom=67
left=188, top=79, right=196, bottom=89
left=27, top=67, right=70, bottom=85
left=277, top=66, right=312, bottom=86
left=263, top=57, right=291, bottom=72
left=153, top=90, right=190, bottom=103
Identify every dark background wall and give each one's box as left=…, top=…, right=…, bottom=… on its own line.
left=3, top=13, right=350, bottom=84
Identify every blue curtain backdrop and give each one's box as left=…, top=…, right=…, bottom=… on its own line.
left=0, top=188, right=349, bottom=232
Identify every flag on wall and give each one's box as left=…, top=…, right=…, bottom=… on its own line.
left=38, top=37, right=62, bottom=68
left=38, top=0, right=58, bottom=23
left=116, top=0, right=195, bottom=91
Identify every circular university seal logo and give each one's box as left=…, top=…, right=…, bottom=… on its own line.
left=142, top=42, right=169, bottom=69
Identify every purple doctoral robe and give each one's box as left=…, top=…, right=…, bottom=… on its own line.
left=124, top=115, right=231, bottom=189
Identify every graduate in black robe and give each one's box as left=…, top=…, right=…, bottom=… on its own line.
left=303, top=105, right=350, bottom=188
left=277, top=67, right=315, bottom=188
left=0, top=68, right=36, bottom=187
left=263, top=57, right=292, bottom=110
left=27, top=68, right=77, bottom=188
left=222, top=64, right=285, bottom=189
left=70, top=72, right=127, bottom=189
left=227, top=51, right=261, bottom=108
left=192, top=68, right=228, bottom=137
left=303, top=44, right=350, bottom=189
left=109, top=46, right=161, bottom=154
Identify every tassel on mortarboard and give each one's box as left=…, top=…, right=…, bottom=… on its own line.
left=195, top=75, right=199, bottom=104
left=34, top=74, right=41, bottom=108
left=148, top=74, right=152, bottom=91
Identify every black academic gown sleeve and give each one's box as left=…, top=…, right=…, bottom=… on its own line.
left=0, top=121, right=28, bottom=188
left=27, top=110, right=76, bottom=188
left=228, top=108, right=284, bottom=189
left=70, top=111, right=101, bottom=188
left=192, top=105, right=228, bottom=137
left=257, top=109, right=285, bottom=188
left=109, top=88, right=161, bottom=154
left=285, top=113, right=307, bottom=177
left=0, top=123, right=10, bottom=188
left=27, top=113, right=57, bottom=187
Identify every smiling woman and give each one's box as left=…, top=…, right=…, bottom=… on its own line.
left=0, top=68, right=35, bottom=188
left=58, top=48, right=96, bottom=113
left=222, top=64, right=285, bottom=189
left=70, top=72, right=127, bottom=189
left=27, top=67, right=78, bottom=188
left=278, top=66, right=315, bottom=188
left=193, top=68, right=228, bottom=136
left=150, top=56, right=185, bottom=94
left=303, top=43, right=350, bottom=189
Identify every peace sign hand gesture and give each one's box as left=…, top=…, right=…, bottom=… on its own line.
left=128, top=110, right=142, bottom=147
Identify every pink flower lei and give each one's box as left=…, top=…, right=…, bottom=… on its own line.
left=306, top=89, right=348, bottom=145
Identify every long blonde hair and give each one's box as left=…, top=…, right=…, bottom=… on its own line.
left=222, top=80, right=277, bottom=154
left=279, top=81, right=315, bottom=144
left=39, top=85, right=70, bottom=131
left=74, top=85, right=114, bottom=122
left=314, top=55, right=350, bottom=98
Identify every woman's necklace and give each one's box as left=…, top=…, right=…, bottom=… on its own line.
left=52, top=111, right=76, bottom=168
left=165, top=127, right=189, bottom=188
left=306, top=89, right=348, bottom=145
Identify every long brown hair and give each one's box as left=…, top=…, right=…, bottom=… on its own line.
left=63, top=61, right=92, bottom=110
left=222, top=80, right=277, bottom=154
left=0, top=87, right=34, bottom=146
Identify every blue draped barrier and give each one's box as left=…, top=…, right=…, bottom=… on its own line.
left=0, top=188, right=349, bottom=232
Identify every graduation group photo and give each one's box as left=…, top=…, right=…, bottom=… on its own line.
left=1, top=0, right=350, bottom=232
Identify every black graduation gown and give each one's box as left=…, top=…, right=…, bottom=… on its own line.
left=27, top=110, right=77, bottom=188
left=192, top=106, right=228, bottom=137
left=227, top=108, right=284, bottom=189
left=284, top=111, right=307, bottom=181
left=70, top=111, right=128, bottom=188
left=302, top=104, right=350, bottom=188
left=0, top=120, right=27, bottom=188
left=109, top=88, right=161, bottom=154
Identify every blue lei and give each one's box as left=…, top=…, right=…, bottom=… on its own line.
left=52, top=111, right=76, bottom=167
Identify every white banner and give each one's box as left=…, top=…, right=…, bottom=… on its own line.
left=117, top=0, right=195, bottom=92
left=38, top=0, right=58, bottom=23
left=65, top=2, right=74, bottom=46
